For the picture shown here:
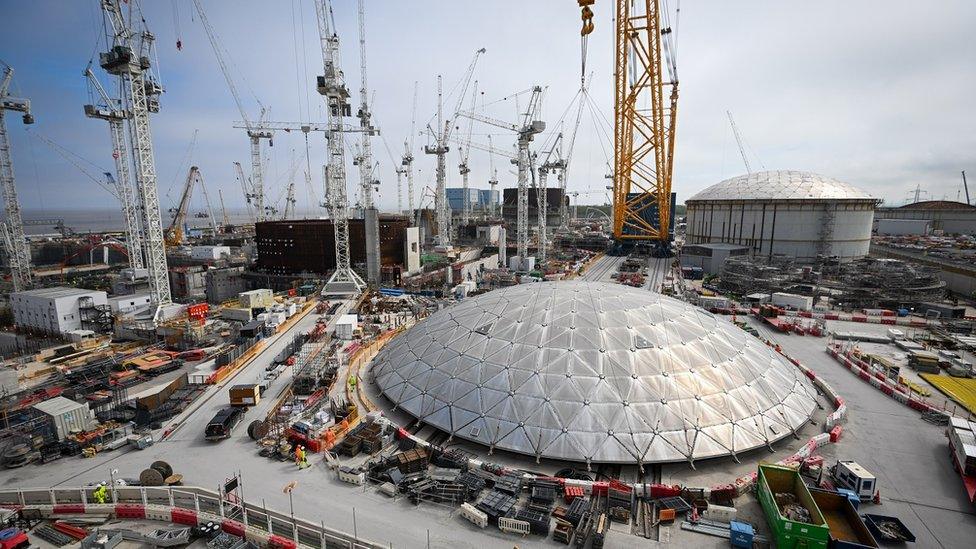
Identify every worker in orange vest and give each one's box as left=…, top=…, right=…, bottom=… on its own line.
left=294, top=445, right=305, bottom=468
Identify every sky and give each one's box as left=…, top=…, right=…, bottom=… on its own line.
left=1, top=0, right=974, bottom=217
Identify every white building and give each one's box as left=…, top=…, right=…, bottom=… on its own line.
left=10, top=287, right=108, bottom=335
left=190, top=245, right=232, bottom=261
left=685, top=171, right=877, bottom=262
left=108, top=293, right=152, bottom=314
left=335, top=314, right=358, bottom=340
left=680, top=243, right=751, bottom=275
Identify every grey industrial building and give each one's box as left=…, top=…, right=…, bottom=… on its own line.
left=10, top=287, right=109, bottom=335
left=874, top=200, right=976, bottom=235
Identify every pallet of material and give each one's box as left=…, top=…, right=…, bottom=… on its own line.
left=394, top=448, right=429, bottom=473
left=514, top=508, right=551, bottom=536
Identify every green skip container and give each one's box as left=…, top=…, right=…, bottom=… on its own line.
left=757, top=464, right=830, bottom=549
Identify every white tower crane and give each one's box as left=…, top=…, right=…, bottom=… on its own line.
left=403, top=81, right=418, bottom=220
left=353, top=0, right=380, bottom=287
left=458, top=80, right=479, bottom=225
left=487, top=134, right=499, bottom=218
left=191, top=0, right=273, bottom=222
left=424, top=49, right=485, bottom=248
left=0, top=62, right=33, bottom=292
left=459, top=86, right=545, bottom=268
left=98, top=0, right=172, bottom=309
left=315, top=0, right=365, bottom=292
left=537, top=133, right=566, bottom=266
left=83, top=65, right=144, bottom=269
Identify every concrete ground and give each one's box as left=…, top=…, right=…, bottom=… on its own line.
left=3, top=291, right=976, bottom=548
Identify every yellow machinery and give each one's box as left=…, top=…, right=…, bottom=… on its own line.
left=579, top=0, right=678, bottom=244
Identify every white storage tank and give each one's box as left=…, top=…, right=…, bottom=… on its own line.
left=33, top=396, right=96, bottom=441
left=685, top=171, right=877, bottom=262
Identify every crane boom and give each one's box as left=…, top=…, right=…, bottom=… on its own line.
left=0, top=62, right=33, bottom=291
left=458, top=80, right=479, bottom=224
left=356, top=0, right=381, bottom=287
left=405, top=81, right=418, bottom=219
left=727, top=110, right=752, bottom=174
left=602, top=0, right=679, bottom=245
left=167, top=166, right=198, bottom=246
left=191, top=0, right=272, bottom=222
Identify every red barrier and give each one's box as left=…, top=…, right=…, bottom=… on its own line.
left=835, top=397, right=845, bottom=407
left=881, top=318, right=896, bottom=325
left=591, top=481, right=609, bottom=496
left=268, top=535, right=297, bottom=549
left=804, top=370, right=816, bottom=380
left=396, top=427, right=409, bottom=439
left=52, top=504, right=85, bottom=514
left=608, top=479, right=632, bottom=493
left=881, top=385, right=893, bottom=396
left=829, top=425, right=843, bottom=442
left=52, top=521, right=88, bottom=540
left=649, top=484, right=682, bottom=499
left=221, top=520, right=246, bottom=537
left=114, top=504, right=146, bottom=519
left=799, top=311, right=813, bottom=318
left=825, top=313, right=839, bottom=320
left=171, top=508, right=198, bottom=526
left=564, top=485, right=584, bottom=502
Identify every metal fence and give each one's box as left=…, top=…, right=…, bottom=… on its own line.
left=0, top=485, right=384, bottom=549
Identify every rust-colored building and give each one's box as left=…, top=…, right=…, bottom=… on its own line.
left=255, top=216, right=409, bottom=276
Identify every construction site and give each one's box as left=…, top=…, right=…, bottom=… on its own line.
left=0, top=1, right=974, bottom=549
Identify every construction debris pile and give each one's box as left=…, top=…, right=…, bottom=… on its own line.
left=774, top=492, right=812, bottom=524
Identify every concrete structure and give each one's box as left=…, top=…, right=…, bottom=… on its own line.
left=189, top=245, right=231, bottom=261
left=680, top=243, right=750, bottom=275
left=108, top=293, right=151, bottom=314
left=169, top=266, right=207, bottom=302
left=502, top=187, right=567, bottom=228
left=206, top=266, right=248, bottom=304
left=685, top=171, right=877, bottom=262
left=476, top=224, right=502, bottom=245
left=373, top=281, right=818, bottom=464
left=10, top=287, right=108, bottom=335
left=112, top=267, right=150, bottom=295
left=875, top=200, right=976, bottom=235
left=32, top=396, right=95, bottom=441
left=877, top=218, right=931, bottom=236
left=403, top=227, right=421, bottom=275
left=239, top=289, right=274, bottom=309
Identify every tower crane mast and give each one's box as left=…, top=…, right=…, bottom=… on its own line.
left=458, top=81, right=479, bottom=225
left=425, top=48, right=485, bottom=248
left=315, top=0, right=365, bottom=292
left=404, top=81, right=418, bottom=220
left=459, top=85, right=544, bottom=267
left=537, top=133, right=566, bottom=265
left=0, top=62, right=33, bottom=291
left=84, top=66, right=144, bottom=270
left=354, top=0, right=381, bottom=287
left=98, top=0, right=172, bottom=309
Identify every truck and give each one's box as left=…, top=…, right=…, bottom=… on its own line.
left=809, top=489, right=879, bottom=548
left=757, top=464, right=830, bottom=549
left=831, top=460, right=877, bottom=501
left=228, top=384, right=261, bottom=407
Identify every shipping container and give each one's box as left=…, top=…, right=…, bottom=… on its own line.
left=32, top=396, right=95, bottom=442
left=772, top=292, right=814, bottom=311
left=757, top=464, right=829, bottom=549
left=809, top=489, right=878, bottom=548
left=220, top=307, right=253, bottom=322
left=229, top=384, right=261, bottom=407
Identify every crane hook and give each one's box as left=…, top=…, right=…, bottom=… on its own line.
left=579, top=0, right=595, bottom=36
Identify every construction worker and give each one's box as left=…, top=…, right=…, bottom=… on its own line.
left=300, top=448, right=310, bottom=469
left=92, top=483, right=108, bottom=504
left=294, top=445, right=304, bottom=468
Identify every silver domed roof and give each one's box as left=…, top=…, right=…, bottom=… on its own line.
left=372, top=281, right=818, bottom=464
left=688, top=170, right=874, bottom=202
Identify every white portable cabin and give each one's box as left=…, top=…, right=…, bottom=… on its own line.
left=833, top=460, right=876, bottom=500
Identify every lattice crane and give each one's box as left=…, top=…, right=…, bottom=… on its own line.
left=457, top=80, right=479, bottom=225
left=403, top=81, right=418, bottom=220
left=580, top=0, right=678, bottom=247
left=98, top=0, right=172, bottom=309
left=537, top=133, right=566, bottom=265
left=459, top=86, right=545, bottom=267
left=191, top=0, right=273, bottom=222
left=424, top=48, right=485, bottom=248
left=166, top=166, right=199, bottom=246
left=0, top=61, right=33, bottom=291
left=314, top=0, right=365, bottom=291
left=83, top=65, right=144, bottom=270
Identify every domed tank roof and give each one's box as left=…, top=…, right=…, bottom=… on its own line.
left=372, top=281, right=818, bottom=464
left=688, top=170, right=874, bottom=202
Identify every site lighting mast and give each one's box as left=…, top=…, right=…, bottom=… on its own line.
left=353, top=0, right=381, bottom=287
left=0, top=61, right=33, bottom=292
left=425, top=48, right=485, bottom=248
left=83, top=66, right=144, bottom=270
left=98, top=0, right=172, bottom=309
left=314, top=0, right=365, bottom=292
left=459, top=86, right=545, bottom=268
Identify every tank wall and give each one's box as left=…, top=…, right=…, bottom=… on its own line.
left=685, top=200, right=874, bottom=262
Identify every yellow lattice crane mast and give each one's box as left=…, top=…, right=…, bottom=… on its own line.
left=580, top=0, right=678, bottom=248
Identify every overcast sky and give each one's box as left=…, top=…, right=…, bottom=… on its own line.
left=1, top=0, right=974, bottom=216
